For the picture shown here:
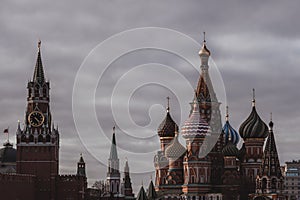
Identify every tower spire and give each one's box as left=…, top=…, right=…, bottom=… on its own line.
left=106, top=126, right=120, bottom=194
left=109, top=126, right=118, bottom=159
left=121, top=159, right=134, bottom=197
left=33, top=40, right=45, bottom=84
left=77, top=153, right=86, bottom=176
left=256, top=116, right=283, bottom=194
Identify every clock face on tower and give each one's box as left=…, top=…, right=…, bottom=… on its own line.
left=28, top=111, right=45, bottom=127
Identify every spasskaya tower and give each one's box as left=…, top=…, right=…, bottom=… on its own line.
left=16, top=40, right=59, bottom=200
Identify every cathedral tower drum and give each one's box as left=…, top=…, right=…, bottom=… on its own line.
left=16, top=41, right=59, bottom=200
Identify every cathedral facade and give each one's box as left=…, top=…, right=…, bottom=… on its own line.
left=153, top=37, right=285, bottom=200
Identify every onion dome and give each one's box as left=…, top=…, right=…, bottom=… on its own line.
left=199, top=32, right=211, bottom=56
left=158, top=97, right=178, bottom=137
left=181, top=94, right=210, bottom=138
left=165, top=128, right=186, bottom=159
left=222, top=142, right=239, bottom=157
left=239, top=90, right=268, bottom=139
left=0, top=142, right=16, bottom=163
left=222, top=106, right=239, bottom=145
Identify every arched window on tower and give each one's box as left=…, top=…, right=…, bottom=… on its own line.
left=46, top=134, right=51, bottom=143
left=43, top=87, right=47, bottom=97
left=34, top=85, right=39, bottom=98
left=29, top=134, right=34, bottom=143
left=38, top=134, right=43, bottom=143
left=21, top=135, right=26, bottom=143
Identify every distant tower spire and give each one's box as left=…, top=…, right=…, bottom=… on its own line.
left=121, top=159, right=134, bottom=197
left=77, top=153, right=86, bottom=176
left=109, top=126, right=118, bottom=159
left=106, top=126, right=120, bottom=194
left=203, top=31, right=206, bottom=43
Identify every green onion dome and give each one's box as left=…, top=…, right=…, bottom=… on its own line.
left=222, top=142, right=239, bottom=157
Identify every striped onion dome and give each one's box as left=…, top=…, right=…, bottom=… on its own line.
left=165, top=130, right=186, bottom=159
left=181, top=95, right=210, bottom=139
left=239, top=103, right=268, bottom=139
left=222, top=109, right=239, bottom=145
left=222, top=142, right=239, bottom=157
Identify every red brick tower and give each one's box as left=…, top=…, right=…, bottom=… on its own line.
left=16, top=41, right=59, bottom=200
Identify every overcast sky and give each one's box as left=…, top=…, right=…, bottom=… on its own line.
left=1, top=0, right=300, bottom=194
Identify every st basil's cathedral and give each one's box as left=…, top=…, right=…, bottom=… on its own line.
left=152, top=36, right=285, bottom=200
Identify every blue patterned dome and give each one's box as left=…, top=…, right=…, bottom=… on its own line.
left=223, top=120, right=239, bottom=145
left=239, top=105, right=268, bottom=139
left=181, top=96, right=210, bottom=139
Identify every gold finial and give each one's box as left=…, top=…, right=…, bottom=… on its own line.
left=80, top=153, right=82, bottom=157
left=252, top=88, right=256, bottom=107
left=225, top=106, right=229, bottom=121
left=166, top=96, right=170, bottom=112
left=38, top=40, right=41, bottom=50
left=203, top=31, right=206, bottom=43
left=113, top=126, right=115, bottom=134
